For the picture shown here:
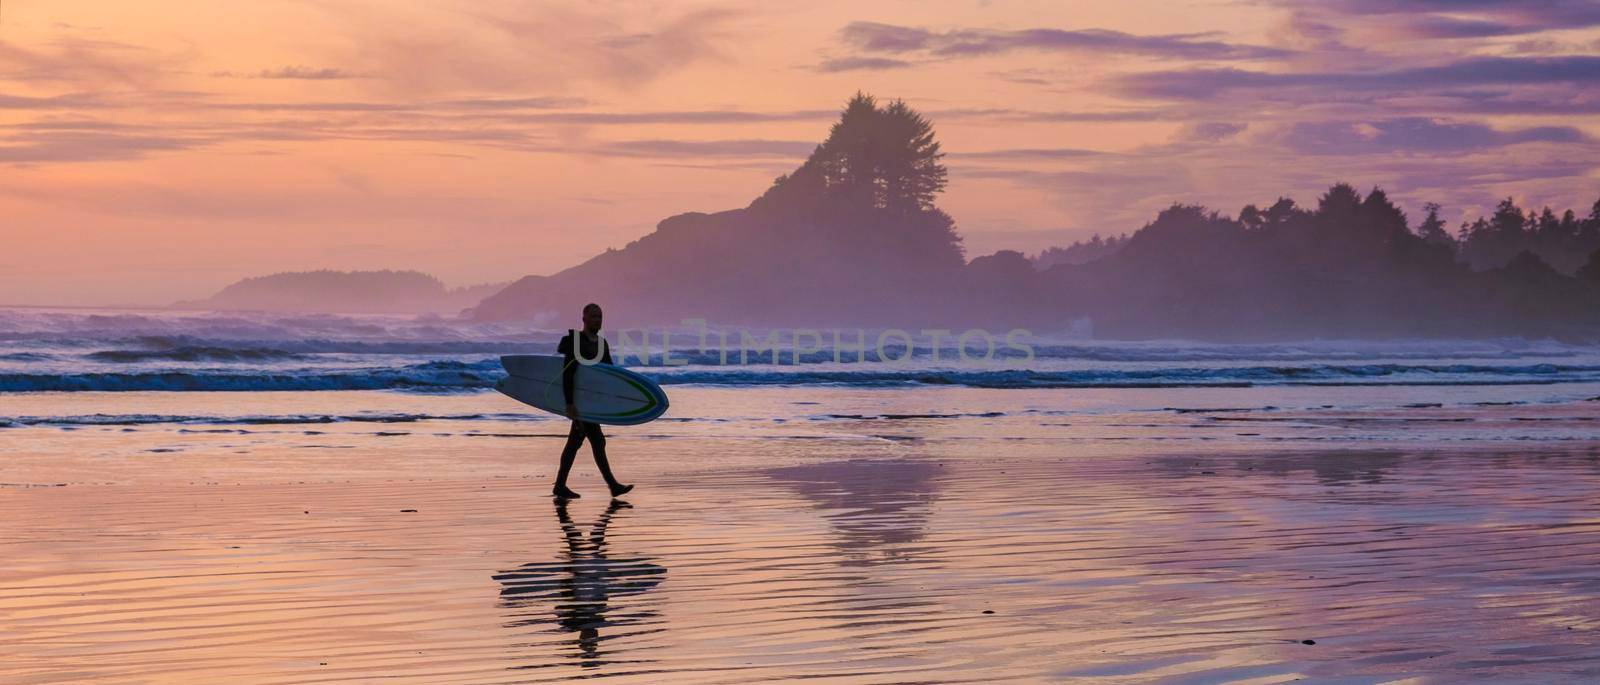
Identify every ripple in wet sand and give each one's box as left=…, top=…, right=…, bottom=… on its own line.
left=3, top=449, right=1600, bottom=683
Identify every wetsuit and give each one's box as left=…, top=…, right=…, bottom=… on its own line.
left=554, top=330, right=621, bottom=490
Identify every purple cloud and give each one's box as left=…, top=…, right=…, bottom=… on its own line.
left=815, top=56, right=912, bottom=72
left=1178, top=122, right=1249, bottom=143
left=1398, top=15, right=1525, bottom=39
left=839, top=22, right=1290, bottom=61
left=434, top=97, right=589, bottom=110
left=0, top=130, right=198, bottom=163
left=1118, top=56, right=1600, bottom=100
left=1276, top=0, right=1600, bottom=38
left=930, top=108, right=1177, bottom=122
left=0, top=92, right=106, bottom=110
left=1439, top=89, right=1600, bottom=115
left=1283, top=118, right=1587, bottom=155
left=951, top=147, right=1105, bottom=160
left=839, top=22, right=931, bottom=52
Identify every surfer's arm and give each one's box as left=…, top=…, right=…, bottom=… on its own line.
left=601, top=339, right=613, bottom=365
left=558, top=333, right=577, bottom=407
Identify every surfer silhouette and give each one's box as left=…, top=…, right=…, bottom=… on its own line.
left=553, top=303, right=632, bottom=499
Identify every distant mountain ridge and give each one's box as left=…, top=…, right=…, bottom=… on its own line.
left=471, top=93, right=967, bottom=327
left=177, top=269, right=507, bottom=314
left=467, top=94, right=1597, bottom=339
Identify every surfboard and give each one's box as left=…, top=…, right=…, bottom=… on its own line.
left=495, top=354, right=669, bottom=426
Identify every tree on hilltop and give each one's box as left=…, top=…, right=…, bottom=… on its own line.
left=758, top=93, right=962, bottom=269
left=795, top=93, right=948, bottom=213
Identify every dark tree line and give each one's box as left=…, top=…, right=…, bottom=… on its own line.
left=1027, top=184, right=1600, bottom=338
left=1453, top=197, right=1600, bottom=274
left=1032, top=234, right=1129, bottom=270
left=1036, top=193, right=1600, bottom=279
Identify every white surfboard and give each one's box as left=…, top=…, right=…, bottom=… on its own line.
left=495, top=354, right=669, bottom=426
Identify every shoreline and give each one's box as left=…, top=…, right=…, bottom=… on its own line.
left=5, top=441, right=1600, bottom=683
left=4, top=382, right=1598, bottom=682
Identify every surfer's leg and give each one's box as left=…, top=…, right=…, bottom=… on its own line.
left=584, top=423, right=614, bottom=482
left=554, top=421, right=586, bottom=498
left=585, top=423, right=632, bottom=497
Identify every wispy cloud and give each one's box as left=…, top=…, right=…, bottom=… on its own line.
left=212, top=65, right=370, bottom=80
left=435, top=96, right=589, bottom=110
left=200, top=96, right=587, bottom=113
left=814, top=56, right=912, bottom=72
left=0, top=36, right=185, bottom=87
left=0, top=91, right=108, bottom=110
left=1279, top=118, right=1588, bottom=155
left=930, top=108, right=1178, bottom=122
left=1116, top=56, right=1600, bottom=100
left=462, top=109, right=836, bottom=125
left=591, top=139, right=814, bottom=158
left=0, top=130, right=200, bottom=163
left=330, top=4, right=745, bottom=95
left=1273, top=0, right=1600, bottom=39
left=951, top=147, right=1106, bottom=160
left=1175, top=122, right=1248, bottom=143
left=839, top=21, right=1291, bottom=61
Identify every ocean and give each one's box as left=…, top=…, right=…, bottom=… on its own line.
left=2, top=306, right=1597, bottom=446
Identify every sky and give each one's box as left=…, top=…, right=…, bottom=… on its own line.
left=1, top=0, right=1597, bottom=306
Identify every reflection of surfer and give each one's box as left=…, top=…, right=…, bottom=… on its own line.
left=494, top=498, right=665, bottom=670
left=552, top=498, right=623, bottom=663
left=553, top=303, right=632, bottom=500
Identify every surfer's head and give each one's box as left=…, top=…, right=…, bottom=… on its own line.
left=582, top=303, right=603, bottom=334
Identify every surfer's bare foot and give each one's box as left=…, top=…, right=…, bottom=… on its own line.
left=609, top=483, right=634, bottom=498
left=552, top=486, right=581, bottom=499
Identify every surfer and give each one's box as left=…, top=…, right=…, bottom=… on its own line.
left=553, top=303, right=633, bottom=500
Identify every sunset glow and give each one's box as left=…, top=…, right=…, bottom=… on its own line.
left=2, top=1, right=1597, bottom=305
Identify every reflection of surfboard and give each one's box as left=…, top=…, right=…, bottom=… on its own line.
left=495, top=354, right=669, bottom=426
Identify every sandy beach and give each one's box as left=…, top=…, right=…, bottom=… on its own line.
left=4, top=385, right=1599, bottom=684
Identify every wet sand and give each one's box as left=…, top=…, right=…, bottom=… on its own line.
left=5, top=425, right=1600, bottom=683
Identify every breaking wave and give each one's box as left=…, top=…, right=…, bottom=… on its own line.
left=86, top=346, right=306, bottom=363
left=3, top=361, right=1598, bottom=392
left=0, top=412, right=535, bottom=427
